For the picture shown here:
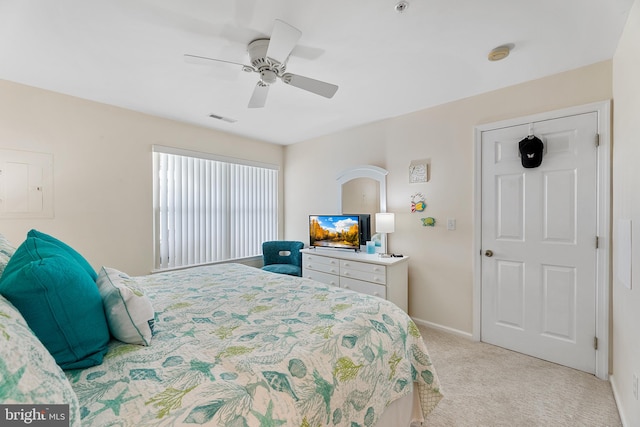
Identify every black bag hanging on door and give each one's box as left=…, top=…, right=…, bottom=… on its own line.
left=518, top=135, right=544, bottom=168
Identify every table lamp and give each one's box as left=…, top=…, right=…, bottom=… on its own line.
left=375, top=212, right=395, bottom=255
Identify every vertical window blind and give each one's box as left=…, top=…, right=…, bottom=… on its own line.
left=153, top=146, right=278, bottom=270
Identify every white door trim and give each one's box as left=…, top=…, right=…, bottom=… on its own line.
left=472, top=100, right=611, bottom=380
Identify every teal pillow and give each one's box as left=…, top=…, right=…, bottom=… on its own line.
left=0, top=237, right=109, bottom=369
left=27, top=229, right=97, bottom=280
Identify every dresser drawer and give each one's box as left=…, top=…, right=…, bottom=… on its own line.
left=340, top=259, right=386, bottom=275
left=340, top=265, right=386, bottom=285
left=304, top=253, right=339, bottom=266
left=304, top=261, right=339, bottom=275
left=340, top=277, right=386, bottom=299
left=303, top=269, right=339, bottom=287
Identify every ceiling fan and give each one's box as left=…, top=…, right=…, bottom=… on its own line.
left=185, top=19, right=339, bottom=108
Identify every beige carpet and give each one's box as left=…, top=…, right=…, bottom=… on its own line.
left=419, top=326, right=622, bottom=427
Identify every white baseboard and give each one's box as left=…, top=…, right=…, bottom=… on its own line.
left=411, top=317, right=474, bottom=340
left=609, top=374, right=628, bottom=427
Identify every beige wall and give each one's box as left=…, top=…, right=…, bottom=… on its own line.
left=0, top=80, right=284, bottom=276
left=285, top=60, right=612, bottom=333
left=612, top=0, right=640, bottom=423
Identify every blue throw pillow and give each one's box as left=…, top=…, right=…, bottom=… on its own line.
left=27, top=229, right=97, bottom=280
left=0, top=237, right=109, bottom=369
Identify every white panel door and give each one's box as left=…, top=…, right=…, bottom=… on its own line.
left=481, top=112, right=598, bottom=373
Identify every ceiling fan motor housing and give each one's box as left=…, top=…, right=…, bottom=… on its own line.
left=248, top=38, right=287, bottom=80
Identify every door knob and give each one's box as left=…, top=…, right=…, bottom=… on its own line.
left=484, top=250, right=494, bottom=257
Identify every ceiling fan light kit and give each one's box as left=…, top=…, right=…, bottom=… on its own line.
left=185, top=19, right=339, bottom=109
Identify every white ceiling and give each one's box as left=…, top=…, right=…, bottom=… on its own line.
left=0, top=0, right=633, bottom=145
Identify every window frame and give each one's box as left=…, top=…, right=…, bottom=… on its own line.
left=152, top=145, right=279, bottom=271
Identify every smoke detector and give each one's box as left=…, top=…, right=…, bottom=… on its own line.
left=488, top=45, right=512, bottom=61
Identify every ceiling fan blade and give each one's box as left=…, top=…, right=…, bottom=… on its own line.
left=184, top=54, right=255, bottom=72
left=281, top=73, right=338, bottom=99
left=265, top=19, right=302, bottom=65
left=248, top=82, right=269, bottom=108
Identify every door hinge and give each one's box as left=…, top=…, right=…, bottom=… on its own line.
left=595, top=133, right=600, bottom=147
left=596, top=236, right=599, bottom=249
left=594, top=336, right=598, bottom=350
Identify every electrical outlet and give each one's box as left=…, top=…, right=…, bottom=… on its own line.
left=447, top=218, right=456, bottom=231
left=634, top=374, right=639, bottom=400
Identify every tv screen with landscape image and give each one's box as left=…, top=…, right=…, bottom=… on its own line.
left=309, top=214, right=361, bottom=250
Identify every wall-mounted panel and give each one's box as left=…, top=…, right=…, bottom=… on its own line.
left=0, top=149, right=53, bottom=218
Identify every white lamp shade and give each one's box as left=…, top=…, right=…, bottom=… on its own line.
left=375, top=212, right=395, bottom=233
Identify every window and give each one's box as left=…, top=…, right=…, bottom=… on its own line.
left=153, top=146, right=278, bottom=270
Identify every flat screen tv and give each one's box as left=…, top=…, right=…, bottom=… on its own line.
left=309, top=214, right=370, bottom=251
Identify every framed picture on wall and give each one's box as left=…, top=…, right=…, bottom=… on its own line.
left=409, top=159, right=429, bottom=183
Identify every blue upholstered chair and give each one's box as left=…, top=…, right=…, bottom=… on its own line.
left=261, top=241, right=305, bottom=277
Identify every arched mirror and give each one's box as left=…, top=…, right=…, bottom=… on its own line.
left=337, top=165, right=387, bottom=214
left=337, top=165, right=389, bottom=251
left=341, top=178, right=379, bottom=214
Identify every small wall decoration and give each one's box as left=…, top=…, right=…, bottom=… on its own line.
left=409, top=159, right=430, bottom=183
left=421, top=217, right=436, bottom=227
left=410, top=193, right=426, bottom=212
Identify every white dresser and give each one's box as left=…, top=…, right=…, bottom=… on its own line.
left=300, top=248, right=409, bottom=312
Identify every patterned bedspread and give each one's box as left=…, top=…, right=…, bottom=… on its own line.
left=66, top=263, right=442, bottom=426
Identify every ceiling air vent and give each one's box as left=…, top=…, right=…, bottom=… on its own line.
left=209, top=114, right=237, bottom=123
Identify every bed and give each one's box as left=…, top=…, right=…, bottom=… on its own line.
left=0, top=232, right=442, bottom=427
